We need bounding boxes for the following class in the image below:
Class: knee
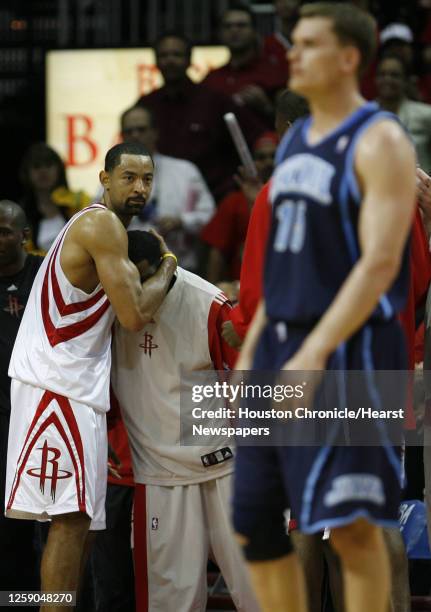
[330,519,382,563]
[51,512,91,540]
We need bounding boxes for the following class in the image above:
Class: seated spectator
[379,23,420,99]
[120,105,215,271]
[0,201,43,600]
[204,3,286,126]
[136,32,263,201]
[201,132,277,284]
[19,143,91,252]
[376,54,431,172]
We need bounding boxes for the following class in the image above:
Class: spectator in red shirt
[136,32,263,201]
[221,89,309,350]
[201,131,278,285]
[204,3,286,127]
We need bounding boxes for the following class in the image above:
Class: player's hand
[148,228,170,256]
[222,320,243,349]
[235,348,253,371]
[107,462,122,480]
[157,216,182,236]
[280,347,327,410]
[108,443,122,479]
[234,166,262,206]
[417,167,431,216]
[217,281,239,303]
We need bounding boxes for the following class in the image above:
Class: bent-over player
[111,230,259,612]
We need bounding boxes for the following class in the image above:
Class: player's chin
[289,79,308,96]
[125,203,145,214]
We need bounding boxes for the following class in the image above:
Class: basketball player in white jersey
[111,230,259,612]
[5,142,177,610]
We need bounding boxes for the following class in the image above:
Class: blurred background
[0,0,427,198]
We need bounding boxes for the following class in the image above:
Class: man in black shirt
[0,200,43,594]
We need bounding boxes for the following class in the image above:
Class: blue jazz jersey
[265,102,409,324]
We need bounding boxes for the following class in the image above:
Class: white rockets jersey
[111,267,234,485]
[9,203,115,413]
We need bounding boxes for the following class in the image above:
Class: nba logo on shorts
[151,517,159,530]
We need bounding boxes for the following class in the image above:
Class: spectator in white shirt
[120,105,215,271]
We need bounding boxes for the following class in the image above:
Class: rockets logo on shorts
[26,439,72,502]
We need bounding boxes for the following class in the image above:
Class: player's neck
[102,195,132,229]
[308,90,364,142]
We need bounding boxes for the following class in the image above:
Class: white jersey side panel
[9,204,115,412]
[112,267,234,485]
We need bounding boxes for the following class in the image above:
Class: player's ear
[99,170,110,190]
[341,45,361,76]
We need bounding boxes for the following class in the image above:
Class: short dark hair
[104,142,154,172]
[299,2,377,77]
[221,2,256,28]
[154,31,192,60]
[120,105,156,131]
[276,89,309,124]
[0,200,28,230]
[127,230,162,268]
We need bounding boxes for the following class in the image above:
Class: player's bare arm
[235,300,267,370]
[61,208,176,331]
[283,119,416,371]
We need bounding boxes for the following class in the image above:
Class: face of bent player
[135,259,157,282]
[105,154,154,219]
[288,17,359,98]
[0,216,25,268]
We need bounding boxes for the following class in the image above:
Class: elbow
[360,254,401,293]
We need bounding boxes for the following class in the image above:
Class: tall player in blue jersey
[233,4,416,612]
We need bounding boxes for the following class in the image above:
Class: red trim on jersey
[134,484,149,612]
[40,204,110,347]
[50,239,105,316]
[41,251,110,348]
[7,391,86,513]
[208,297,238,370]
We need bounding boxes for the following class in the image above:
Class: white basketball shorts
[133,475,259,612]
[5,380,107,530]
